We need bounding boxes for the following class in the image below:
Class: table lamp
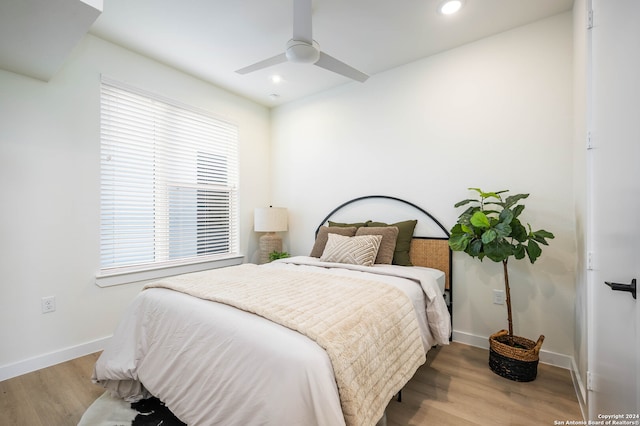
[254,206,288,264]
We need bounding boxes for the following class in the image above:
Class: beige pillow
[310,226,357,257]
[320,233,382,267]
[355,226,399,264]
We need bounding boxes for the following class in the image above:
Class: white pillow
[320,233,382,266]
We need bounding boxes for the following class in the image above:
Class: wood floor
[0,342,582,426]
[0,352,104,426]
[387,343,583,425]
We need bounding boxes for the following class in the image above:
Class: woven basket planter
[489,330,545,382]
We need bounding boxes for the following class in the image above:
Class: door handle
[604,278,637,299]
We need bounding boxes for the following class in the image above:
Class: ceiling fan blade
[235,53,287,75]
[315,52,369,82]
[292,0,313,43]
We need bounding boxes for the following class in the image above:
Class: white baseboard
[570,357,588,420]
[0,336,111,382]
[452,330,574,369]
[452,330,491,352]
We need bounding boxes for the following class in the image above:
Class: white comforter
[92,257,451,426]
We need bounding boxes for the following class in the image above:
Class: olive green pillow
[328,220,371,229]
[367,220,417,266]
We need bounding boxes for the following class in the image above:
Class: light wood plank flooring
[0,343,582,425]
[387,343,583,425]
[0,352,103,426]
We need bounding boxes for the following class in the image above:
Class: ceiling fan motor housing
[286,39,320,64]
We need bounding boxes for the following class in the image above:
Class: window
[98,78,240,283]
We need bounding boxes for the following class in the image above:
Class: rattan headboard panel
[410,238,451,290]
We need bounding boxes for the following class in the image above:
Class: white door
[589,0,639,419]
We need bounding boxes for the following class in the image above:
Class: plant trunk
[502,259,513,336]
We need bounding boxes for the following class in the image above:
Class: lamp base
[259,233,282,264]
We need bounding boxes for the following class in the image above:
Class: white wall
[271,13,576,359]
[0,34,270,376]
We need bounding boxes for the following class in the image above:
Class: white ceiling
[2,0,575,107]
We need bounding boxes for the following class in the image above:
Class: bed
[92,195,452,426]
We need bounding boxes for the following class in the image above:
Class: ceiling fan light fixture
[235,0,368,82]
[439,0,464,15]
[286,39,320,64]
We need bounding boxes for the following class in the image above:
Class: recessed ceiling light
[439,0,464,15]
[270,75,282,84]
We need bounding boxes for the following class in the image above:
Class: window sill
[95,255,245,287]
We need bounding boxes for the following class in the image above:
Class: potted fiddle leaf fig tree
[448,188,555,382]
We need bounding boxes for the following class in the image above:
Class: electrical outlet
[493,289,505,305]
[41,296,56,313]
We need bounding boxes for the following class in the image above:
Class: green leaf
[449,233,470,251]
[513,244,526,260]
[484,240,512,262]
[511,219,528,242]
[482,229,497,244]
[468,239,483,257]
[531,229,555,245]
[458,214,472,227]
[458,206,479,225]
[269,251,290,261]
[470,211,490,228]
[526,240,542,263]
[454,199,477,208]
[531,236,549,245]
[449,223,464,235]
[482,209,501,216]
[512,204,525,218]
[482,192,502,200]
[469,188,505,200]
[503,193,529,209]
[535,229,555,239]
[494,222,512,238]
[499,208,514,225]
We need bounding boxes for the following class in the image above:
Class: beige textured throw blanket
[144,264,426,426]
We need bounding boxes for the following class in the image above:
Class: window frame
[96,77,243,287]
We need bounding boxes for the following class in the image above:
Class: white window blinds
[99,78,239,277]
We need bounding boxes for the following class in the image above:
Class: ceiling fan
[235,0,369,82]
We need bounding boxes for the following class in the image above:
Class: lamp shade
[254,207,288,232]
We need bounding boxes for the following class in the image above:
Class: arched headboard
[315,195,450,237]
[315,195,452,309]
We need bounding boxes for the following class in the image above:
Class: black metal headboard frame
[314,195,450,238]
